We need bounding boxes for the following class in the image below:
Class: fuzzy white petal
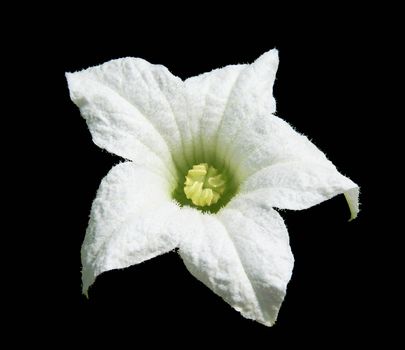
[66,57,190,177]
[227,112,360,219]
[184,64,246,161]
[178,199,293,327]
[239,161,359,219]
[81,162,182,294]
[344,187,360,221]
[215,49,279,175]
[226,114,330,180]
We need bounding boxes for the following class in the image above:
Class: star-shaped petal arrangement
[66,49,359,326]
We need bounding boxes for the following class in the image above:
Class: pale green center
[184,163,227,207]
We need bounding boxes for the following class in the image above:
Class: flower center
[184,163,227,207]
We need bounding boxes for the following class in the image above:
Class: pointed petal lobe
[240,161,359,219]
[184,64,246,161]
[178,200,293,326]
[215,49,279,172]
[66,57,189,175]
[81,162,182,294]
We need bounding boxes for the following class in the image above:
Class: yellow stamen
[184,163,227,207]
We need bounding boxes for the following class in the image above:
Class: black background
[26,12,386,347]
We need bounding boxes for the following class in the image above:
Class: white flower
[66,49,359,326]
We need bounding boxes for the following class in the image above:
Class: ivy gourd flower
[66,49,359,326]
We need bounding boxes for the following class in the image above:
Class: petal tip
[83,289,89,299]
[65,71,75,84]
[256,48,279,67]
[81,266,95,298]
[344,187,360,221]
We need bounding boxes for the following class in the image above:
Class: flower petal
[184,64,246,161]
[66,57,190,176]
[225,110,359,219]
[81,162,182,295]
[214,49,279,171]
[226,114,332,181]
[239,161,360,220]
[178,200,293,326]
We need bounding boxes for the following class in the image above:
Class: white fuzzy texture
[179,198,293,326]
[66,58,188,178]
[81,162,183,294]
[184,64,246,162]
[239,161,358,219]
[67,49,360,326]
